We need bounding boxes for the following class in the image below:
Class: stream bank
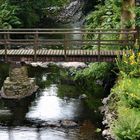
[100,51,140,140]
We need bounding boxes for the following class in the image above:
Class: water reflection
[0,64,104,140]
[26,84,82,121]
[0,127,80,140]
[0,94,36,126]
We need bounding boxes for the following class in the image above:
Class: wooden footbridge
[0,29,137,62]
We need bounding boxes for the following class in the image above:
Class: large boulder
[1,66,38,99]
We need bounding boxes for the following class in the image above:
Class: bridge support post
[64,33,68,61]
[1,63,38,99]
[98,31,101,62]
[4,32,10,62]
[34,31,38,62]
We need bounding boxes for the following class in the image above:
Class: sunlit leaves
[85,0,121,29]
[0,1,21,29]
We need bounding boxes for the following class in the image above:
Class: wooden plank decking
[0,49,123,56]
[0,49,124,62]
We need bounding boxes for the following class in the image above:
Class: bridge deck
[0,28,137,62]
[0,49,123,62]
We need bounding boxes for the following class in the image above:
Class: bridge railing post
[34,31,38,62]
[64,33,68,61]
[4,31,10,62]
[98,31,101,62]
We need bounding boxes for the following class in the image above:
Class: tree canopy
[0,0,69,28]
[0,0,138,29]
[0,1,21,29]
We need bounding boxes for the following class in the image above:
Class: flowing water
[0,64,105,140]
[0,4,106,139]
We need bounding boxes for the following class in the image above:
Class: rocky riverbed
[100,95,115,140]
[28,62,87,69]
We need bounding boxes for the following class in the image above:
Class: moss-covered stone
[1,66,38,99]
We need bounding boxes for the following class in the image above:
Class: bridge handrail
[0,28,137,62]
[0,28,137,31]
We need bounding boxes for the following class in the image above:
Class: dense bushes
[85,0,121,29]
[109,50,140,140]
[0,0,70,28]
[116,51,140,78]
[0,1,21,29]
[74,62,114,97]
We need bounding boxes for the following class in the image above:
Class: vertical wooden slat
[98,31,101,62]
[4,32,8,62]
[64,33,68,61]
[34,30,38,61]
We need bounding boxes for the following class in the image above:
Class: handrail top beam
[0,31,137,34]
[0,28,137,31]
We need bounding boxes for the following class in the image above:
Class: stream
[0,64,105,140]
[0,2,106,139]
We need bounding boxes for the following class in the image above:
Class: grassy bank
[108,51,140,140]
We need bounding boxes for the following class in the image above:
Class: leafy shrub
[112,78,140,108]
[75,62,112,80]
[74,62,113,95]
[85,0,121,29]
[84,0,121,50]
[116,50,140,78]
[111,108,140,140]
[0,1,21,29]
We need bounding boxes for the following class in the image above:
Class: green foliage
[74,62,113,95]
[116,50,140,78]
[9,0,69,27]
[135,6,140,27]
[84,0,121,50]
[110,50,140,139]
[0,1,21,29]
[85,0,121,29]
[57,84,80,98]
[112,78,140,108]
[111,108,140,140]
[46,0,69,7]
[75,62,111,80]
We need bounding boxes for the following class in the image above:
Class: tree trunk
[120,0,136,42]
[121,0,135,29]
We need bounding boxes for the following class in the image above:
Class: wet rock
[46,121,61,128]
[30,120,79,128]
[102,119,108,126]
[1,66,38,99]
[79,94,87,99]
[101,94,116,140]
[102,94,113,106]
[61,120,78,128]
[102,96,110,105]
[102,129,111,137]
[58,0,83,23]
[57,62,87,69]
[28,62,87,69]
